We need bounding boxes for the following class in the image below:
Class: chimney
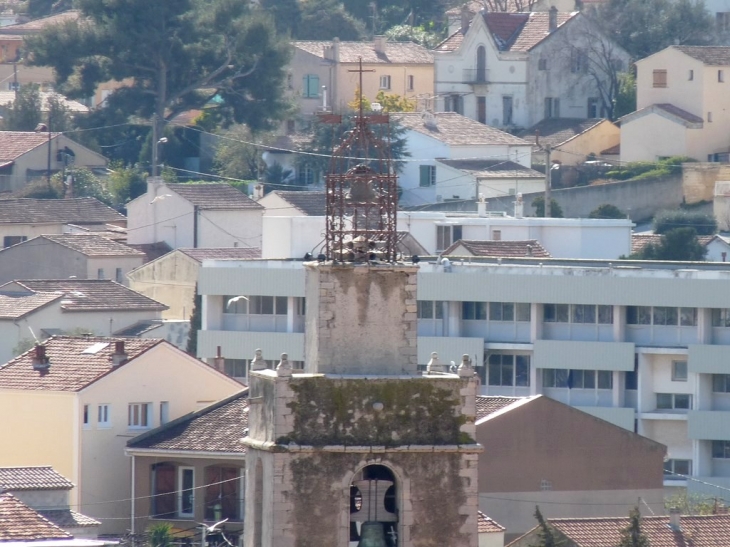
[548,7,558,32]
[461,5,471,34]
[374,35,387,55]
[514,193,524,218]
[253,184,264,200]
[111,340,128,366]
[332,37,340,62]
[214,345,225,373]
[32,344,50,371]
[477,193,487,217]
[668,508,681,531]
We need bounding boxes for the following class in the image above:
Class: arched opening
[253,459,263,547]
[349,464,398,546]
[476,46,487,83]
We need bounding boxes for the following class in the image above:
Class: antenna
[27,325,39,344]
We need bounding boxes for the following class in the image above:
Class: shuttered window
[302,74,319,98]
[653,69,667,88]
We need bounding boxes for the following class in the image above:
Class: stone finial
[251,348,266,371]
[458,354,473,377]
[427,352,443,374]
[276,353,293,377]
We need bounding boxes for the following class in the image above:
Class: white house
[433,9,629,130]
[620,46,730,163]
[194,256,730,503]
[434,158,544,202]
[392,111,534,205]
[0,279,167,363]
[126,179,263,250]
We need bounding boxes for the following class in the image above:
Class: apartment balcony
[462,68,489,85]
[533,340,635,371]
[688,343,730,374]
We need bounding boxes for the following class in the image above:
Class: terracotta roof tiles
[484,11,577,52]
[444,239,551,258]
[32,234,143,257]
[0,493,71,541]
[393,112,529,146]
[437,159,544,179]
[4,280,167,312]
[478,511,506,533]
[0,197,125,225]
[0,132,62,162]
[293,40,433,64]
[0,466,74,491]
[672,45,730,66]
[266,191,327,216]
[518,118,606,147]
[476,396,524,421]
[179,247,262,262]
[168,183,263,210]
[0,292,62,319]
[0,336,162,392]
[39,509,100,529]
[631,234,717,254]
[128,390,249,454]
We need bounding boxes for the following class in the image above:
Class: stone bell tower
[242,62,481,547]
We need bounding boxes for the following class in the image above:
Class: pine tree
[618,507,649,547]
[531,506,564,547]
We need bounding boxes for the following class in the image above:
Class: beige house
[0,197,124,248]
[477,512,506,547]
[0,336,242,534]
[476,395,666,541]
[519,118,620,166]
[127,247,261,320]
[288,38,433,125]
[620,46,730,162]
[126,390,248,538]
[0,132,108,192]
[0,234,145,285]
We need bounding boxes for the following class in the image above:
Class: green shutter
[419,165,430,187]
[307,75,319,98]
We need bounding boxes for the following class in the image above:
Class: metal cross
[347,57,375,119]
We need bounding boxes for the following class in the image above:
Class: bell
[357,522,388,547]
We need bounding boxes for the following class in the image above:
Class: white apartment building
[197,257,730,500]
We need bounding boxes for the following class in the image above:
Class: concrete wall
[487,173,683,222]
[79,343,242,533]
[127,251,200,320]
[684,162,730,204]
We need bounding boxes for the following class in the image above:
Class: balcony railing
[462,68,489,84]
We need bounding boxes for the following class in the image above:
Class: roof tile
[631,234,716,254]
[0,493,72,541]
[672,45,730,66]
[0,292,62,319]
[518,118,605,147]
[28,234,144,257]
[0,336,162,392]
[293,40,433,64]
[3,279,167,312]
[128,391,249,453]
[0,467,74,491]
[478,511,506,533]
[476,396,524,421]
[39,509,100,529]
[393,112,529,146]
[437,159,544,179]
[178,248,262,262]
[168,183,263,210]
[444,239,551,258]
[0,197,125,225]
[484,11,577,52]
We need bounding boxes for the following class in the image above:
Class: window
[97,268,105,280]
[713,374,730,393]
[436,225,461,251]
[488,354,530,386]
[713,440,730,458]
[572,304,596,324]
[656,393,692,410]
[205,466,241,521]
[302,74,319,98]
[3,235,26,248]
[379,75,391,90]
[83,405,89,427]
[492,229,501,241]
[664,459,692,478]
[653,69,667,88]
[152,463,176,518]
[720,70,725,83]
[587,97,598,118]
[462,301,487,320]
[689,69,694,81]
[223,296,287,315]
[417,301,444,319]
[488,302,530,322]
[477,96,486,124]
[502,96,513,126]
[626,355,638,390]
[543,304,611,324]
[298,165,315,186]
[97,404,110,427]
[476,46,487,83]
[544,98,560,119]
[719,12,730,32]
[544,304,569,323]
[115,268,123,283]
[672,361,688,382]
[419,165,436,187]
[627,306,696,326]
[178,467,195,517]
[160,401,169,425]
[407,75,414,91]
[225,359,248,378]
[543,369,612,389]
[128,403,151,428]
[570,49,587,73]
[713,309,730,327]
[444,94,463,114]
[538,58,547,70]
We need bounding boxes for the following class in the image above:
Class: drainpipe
[130,455,136,534]
[193,205,199,248]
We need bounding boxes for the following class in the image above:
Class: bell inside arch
[357,522,388,547]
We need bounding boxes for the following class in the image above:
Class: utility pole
[151,113,159,177]
[544,145,552,219]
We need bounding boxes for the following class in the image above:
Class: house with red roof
[433,8,628,130]
[0,336,241,535]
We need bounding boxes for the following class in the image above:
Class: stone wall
[684,162,730,204]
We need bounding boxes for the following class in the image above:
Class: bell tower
[243,60,481,547]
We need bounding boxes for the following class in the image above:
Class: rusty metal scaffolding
[321,66,398,263]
